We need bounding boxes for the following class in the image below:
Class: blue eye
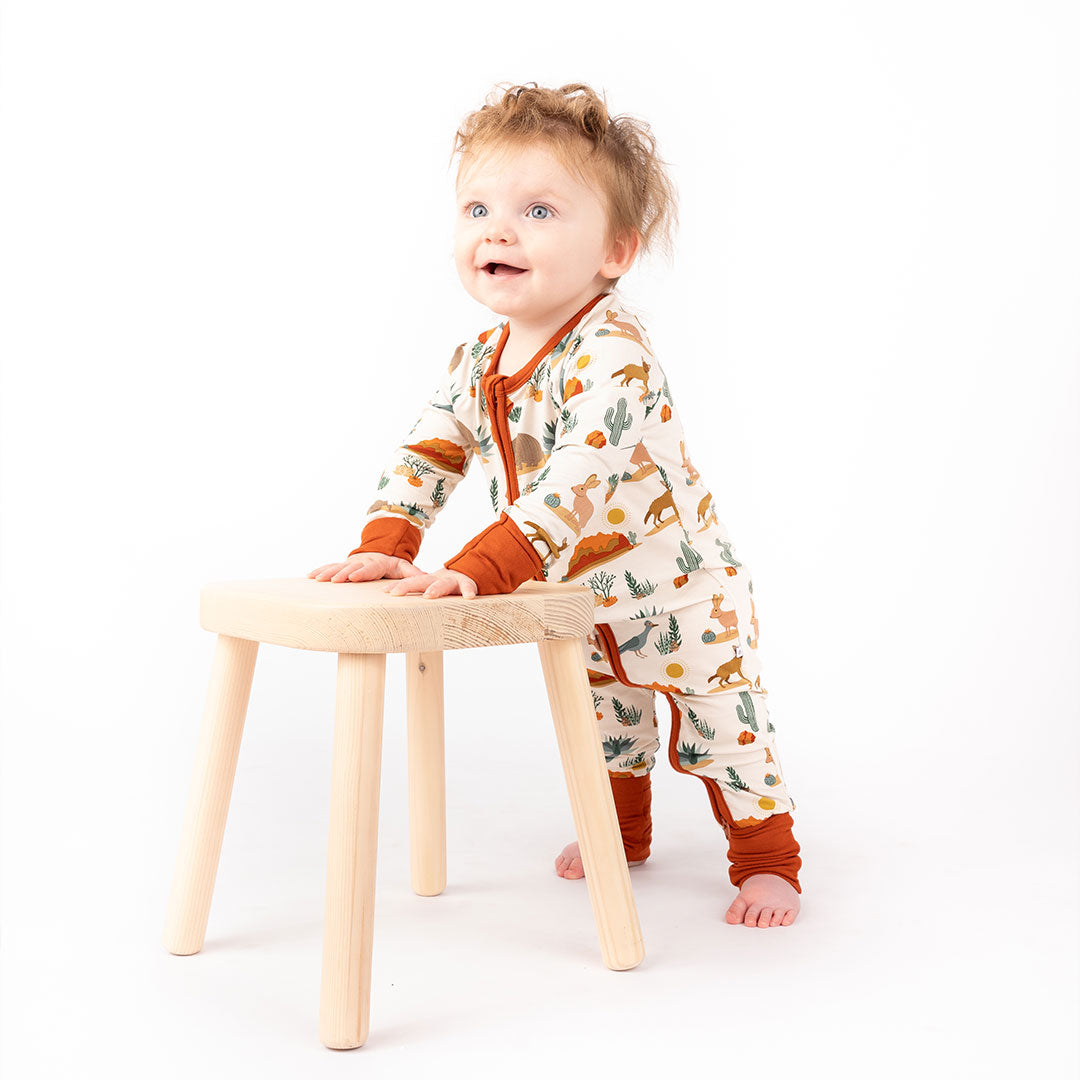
[463,202,552,220]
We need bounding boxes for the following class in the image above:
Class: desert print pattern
[350,288,801,872]
[586,568,796,829]
[355,288,747,622]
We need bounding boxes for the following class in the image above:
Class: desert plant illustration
[715,539,742,567]
[737,691,758,733]
[488,475,499,512]
[612,697,643,726]
[587,569,617,607]
[624,568,656,599]
[473,424,495,459]
[431,476,447,508]
[654,612,682,654]
[685,705,715,742]
[521,461,552,497]
[724,765,750,793]
[604,398,633,445]
[602,735,638,763]
[676,539,703,575]
[676,741,713,770]
[394,455,435,487]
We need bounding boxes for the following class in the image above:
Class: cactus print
[585,570,796,830]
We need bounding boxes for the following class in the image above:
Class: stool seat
[199,578,594,653]
[166,577,644,1049]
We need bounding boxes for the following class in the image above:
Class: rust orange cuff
[725,811,803,894]
[348,517,422,563]
[610,773,652,862]
[443,512,545,595]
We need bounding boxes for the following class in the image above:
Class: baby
[309,82,802,928]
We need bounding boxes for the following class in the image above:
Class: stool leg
[319,651,386,1050]
[406,649,446,896]
[163,633,259,956]
[537,637,645,971]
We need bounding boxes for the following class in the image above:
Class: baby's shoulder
[548,299,659,394]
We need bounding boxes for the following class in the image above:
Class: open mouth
[482,262,528,276]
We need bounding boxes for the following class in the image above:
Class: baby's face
[453,142,622,322]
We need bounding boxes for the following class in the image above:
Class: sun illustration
[664,661,686,680]
[603,501,632,529]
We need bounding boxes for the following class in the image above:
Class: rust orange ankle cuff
[609,773,652,862]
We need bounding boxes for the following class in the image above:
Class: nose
[482,211,515,245]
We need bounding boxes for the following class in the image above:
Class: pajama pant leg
[591,568,804,893]
[581,632,659,862]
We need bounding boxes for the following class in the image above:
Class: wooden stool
[163,578,644,1049]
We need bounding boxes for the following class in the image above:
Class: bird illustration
[617,620,659,659]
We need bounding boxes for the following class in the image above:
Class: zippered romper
[350,288,803,893]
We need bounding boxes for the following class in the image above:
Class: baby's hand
[308,552,426,583]
[384,568,479,600]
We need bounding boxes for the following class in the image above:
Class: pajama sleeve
[348,346,475,563]
[444,329,658,593]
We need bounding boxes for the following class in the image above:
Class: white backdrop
[2,1,1077,1075]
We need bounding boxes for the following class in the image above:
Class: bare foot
[554,840,645,878]
[725,873,801,927]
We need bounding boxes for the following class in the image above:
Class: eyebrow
[459,188,564,202]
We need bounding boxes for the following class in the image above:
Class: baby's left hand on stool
[384,568,479,600]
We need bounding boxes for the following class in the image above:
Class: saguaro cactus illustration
[604,398,632,445]
[736,691,758,732]
[676,539,703,574]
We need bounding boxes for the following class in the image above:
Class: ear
[601,229,642,278]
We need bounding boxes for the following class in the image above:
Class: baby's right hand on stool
[308,552,426,583]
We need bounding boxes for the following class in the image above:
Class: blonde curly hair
[449,81,679,284]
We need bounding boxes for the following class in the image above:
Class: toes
[756,907,775,928]
[781,909,797,926]
[769,909,785,926]
[743,903,763,927]
[725,897,747,924]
